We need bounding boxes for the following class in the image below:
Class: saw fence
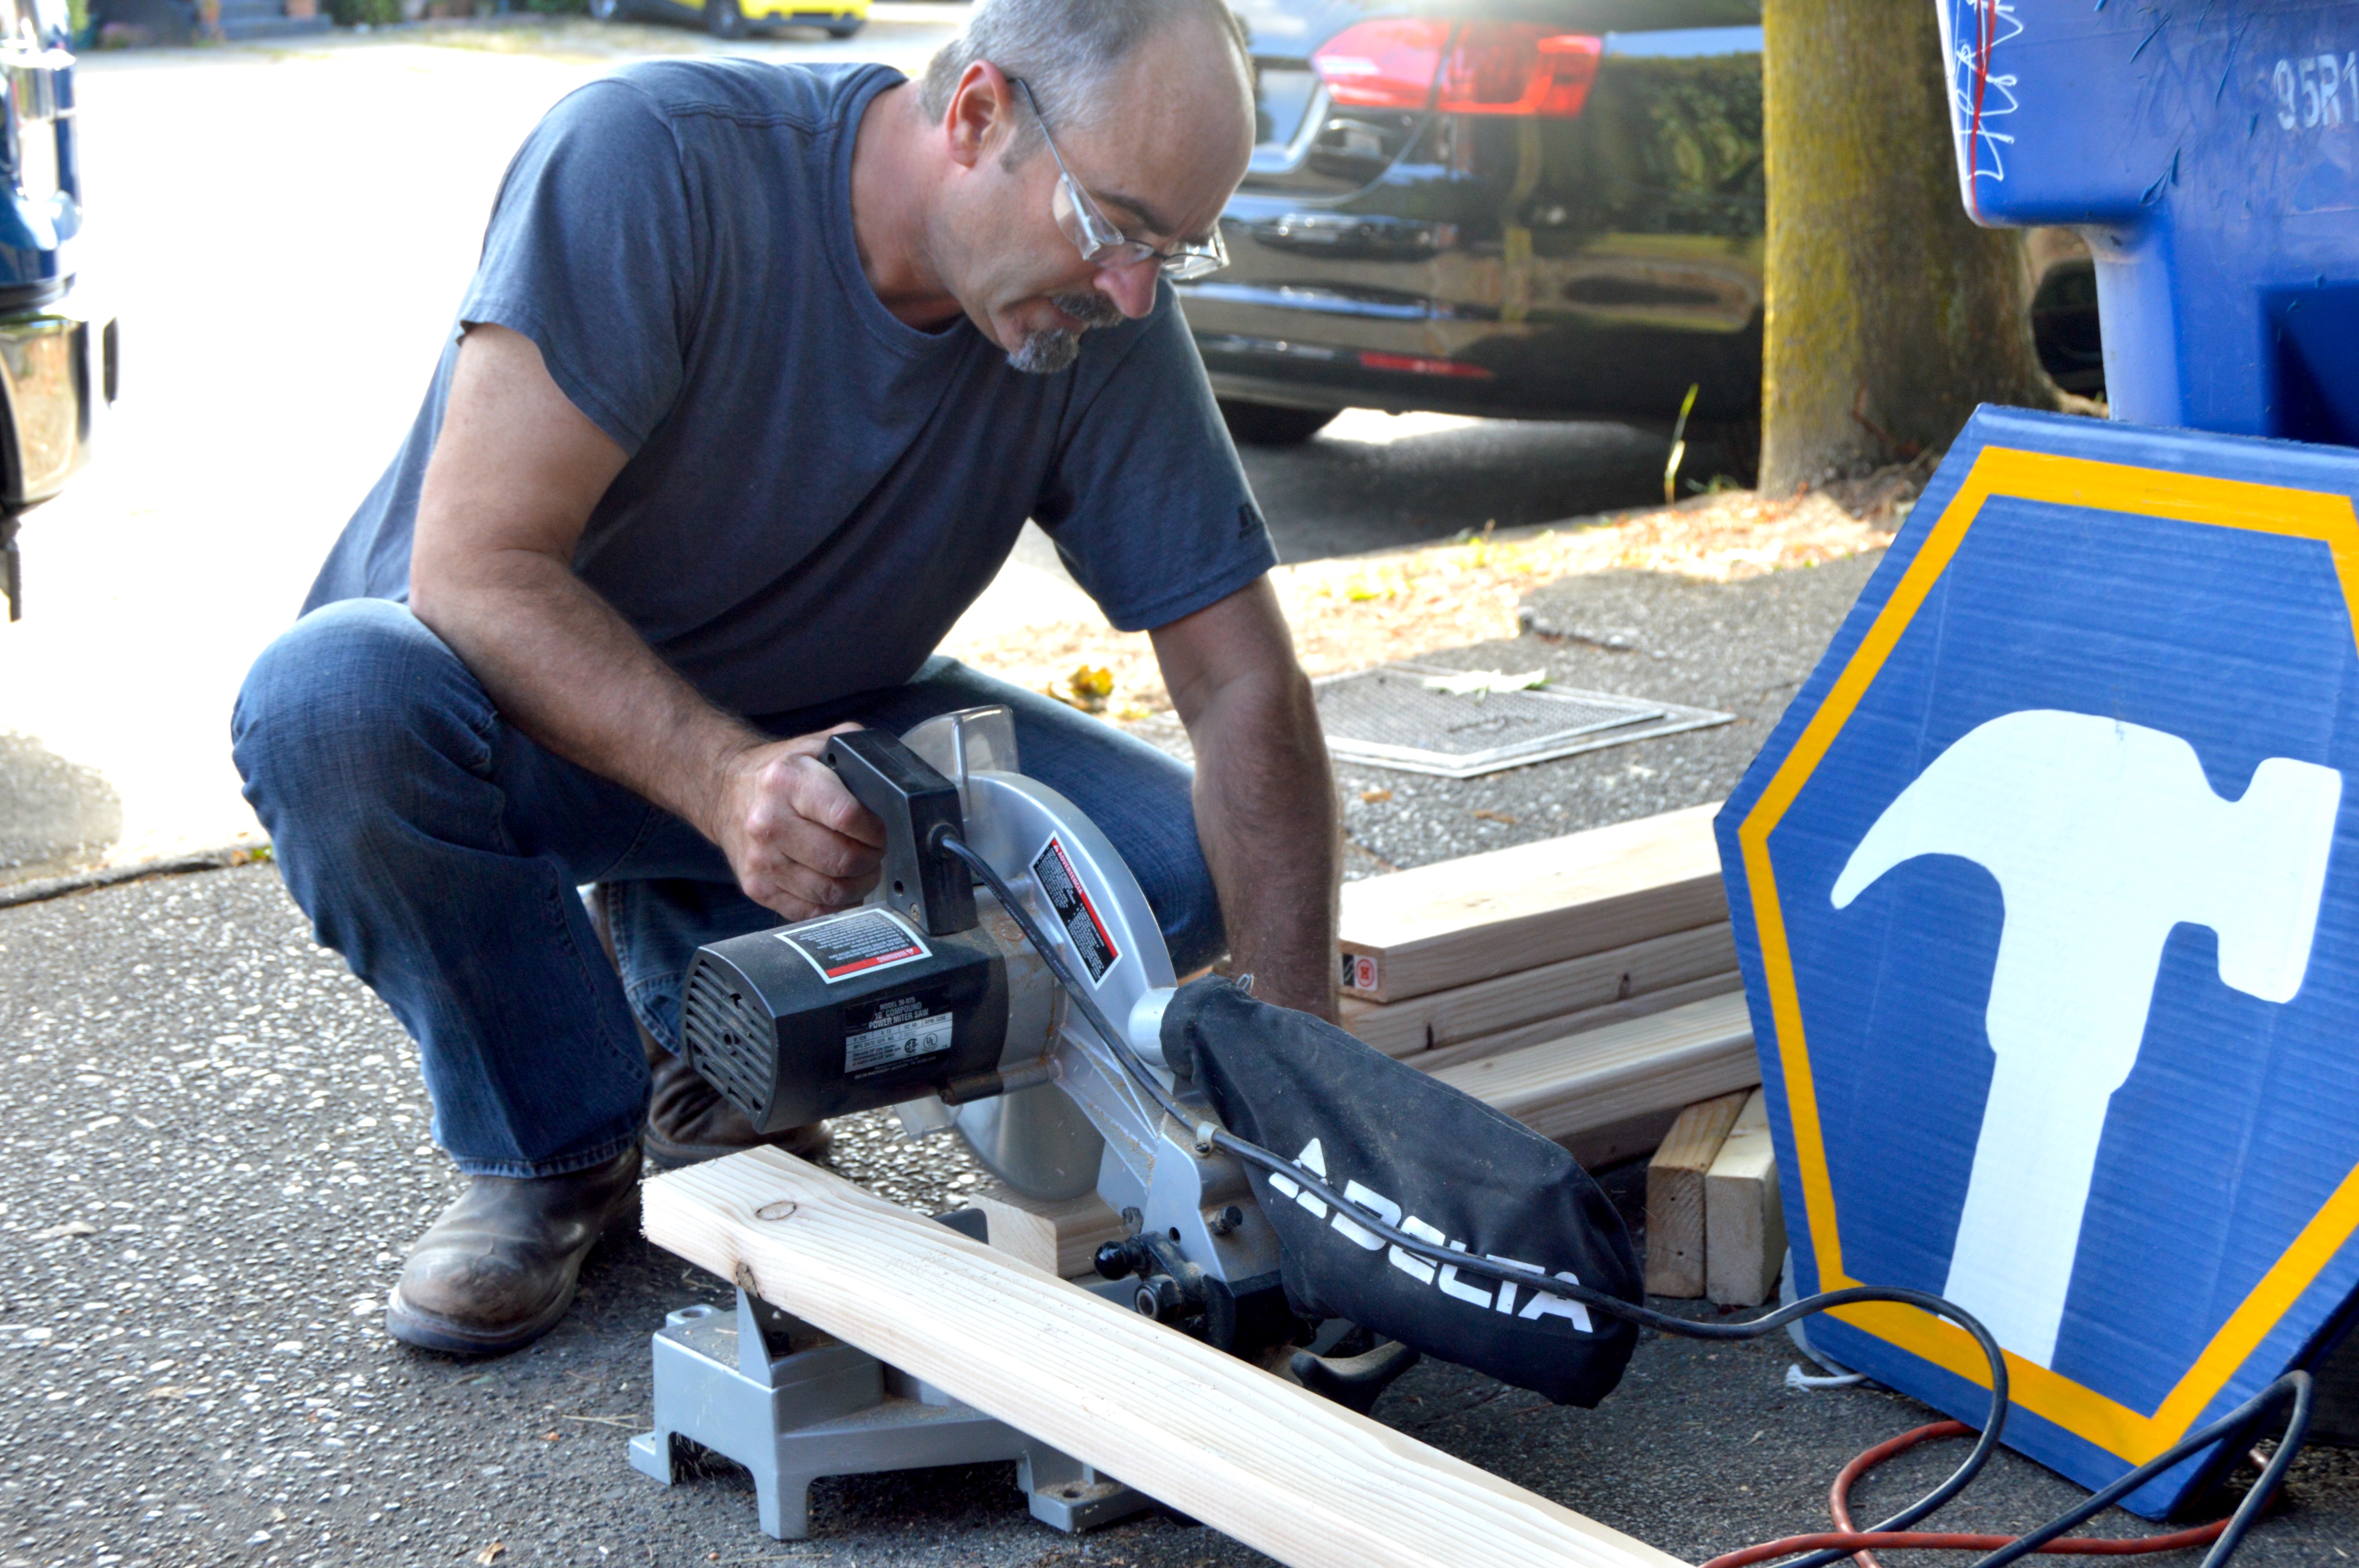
[979,802,1785,1305]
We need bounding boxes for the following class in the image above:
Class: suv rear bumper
[0,282,112,513]
[0,282,116,618]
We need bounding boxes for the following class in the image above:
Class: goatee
[1007,291,1125,375]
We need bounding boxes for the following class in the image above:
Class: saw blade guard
[945,768,1170,1196]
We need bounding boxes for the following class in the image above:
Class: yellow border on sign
[1738,445,2359,1463]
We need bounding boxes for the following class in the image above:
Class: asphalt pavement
[6,552,2356,1568]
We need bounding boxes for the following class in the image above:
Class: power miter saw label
[841,987,956,1076]
[775,908,931,983]
[1032,835,1118,983]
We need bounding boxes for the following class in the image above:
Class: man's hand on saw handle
[412,323,886,922]
[707,730,888,921]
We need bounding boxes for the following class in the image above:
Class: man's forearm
[411,550,757,840]
[1186,666,1340,1020]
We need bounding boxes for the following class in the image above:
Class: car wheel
[705,0,745,38]
[823,15,861,35]
[1217,399,1340,446]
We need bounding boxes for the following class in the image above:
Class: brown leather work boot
[385,1144,642,1356]
[643,1028,832,1169]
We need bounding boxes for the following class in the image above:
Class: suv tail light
[1310,18,1448,111]
[1312,20,1604,118]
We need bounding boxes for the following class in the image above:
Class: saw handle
[824,729,978,938]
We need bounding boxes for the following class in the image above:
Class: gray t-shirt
[305,58,1276,717]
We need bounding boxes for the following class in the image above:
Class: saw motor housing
[682,912,1010,1132]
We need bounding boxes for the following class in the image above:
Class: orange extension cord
[1697,1421,2235,1568]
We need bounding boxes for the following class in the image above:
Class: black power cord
[934,832,2309,1568]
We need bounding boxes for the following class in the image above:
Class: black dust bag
[1161,977,1641,1407]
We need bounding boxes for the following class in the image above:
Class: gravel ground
[5,551,2354,1568]
[2,864,2351,1568]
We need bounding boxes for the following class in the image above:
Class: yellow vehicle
[587,0,865,41]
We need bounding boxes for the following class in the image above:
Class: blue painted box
[1936,0,2359,442]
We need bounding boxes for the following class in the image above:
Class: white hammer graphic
[1832,709,2340,1368]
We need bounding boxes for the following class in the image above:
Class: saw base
[629,1285,1155,1541]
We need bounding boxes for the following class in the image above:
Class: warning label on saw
[842,989,954,1076]
[1032,835,1119,984]
[775,908,929,983]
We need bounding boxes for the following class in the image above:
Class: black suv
[1183,0,2098,448]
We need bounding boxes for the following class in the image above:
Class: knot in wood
[754,1200,799,1222]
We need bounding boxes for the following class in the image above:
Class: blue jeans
[231,597,1222,1177]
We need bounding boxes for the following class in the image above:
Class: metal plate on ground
[1314,662,1732,779]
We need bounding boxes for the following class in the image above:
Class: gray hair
[917,0,1252,163]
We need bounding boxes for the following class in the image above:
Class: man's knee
[232,598,491,835]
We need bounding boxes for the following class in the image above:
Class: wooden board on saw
[642,1148,1688,1568]
[1340,923,1739,1059]
[1337,802,1725,1004]
[1642,1091,1752,1298]
[1428,991,1758,1149]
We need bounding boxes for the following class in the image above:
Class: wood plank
[1339,803,1726,1003]
[1705,1088,1787,1308]
[1340,924,1739,1058]
[1412,973,1744,1074]
[1428,991,1759,1149]
[968,1183,1127,1280]
[1560,1107,1685,1174]
[1642,1092,1751,1298]
[642,1149,1688,1568]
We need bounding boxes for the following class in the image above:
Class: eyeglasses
[1008,76,1229,282]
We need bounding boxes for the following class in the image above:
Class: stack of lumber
[1341,802,1758,1167]
[976,803,1769,1281]
[1338,804,1741,1066]
[645,1148,1690,1568]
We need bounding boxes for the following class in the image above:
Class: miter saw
[629,705,1340,1539]
[628,707,2310,1564]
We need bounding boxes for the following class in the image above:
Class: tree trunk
[1759,0,2054,496]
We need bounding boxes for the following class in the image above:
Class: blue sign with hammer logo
[1717,405,2359,1515]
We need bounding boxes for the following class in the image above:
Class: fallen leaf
[474,1544,506,1565]
[1472,809,1518,825]
[1359,789,1393,804]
